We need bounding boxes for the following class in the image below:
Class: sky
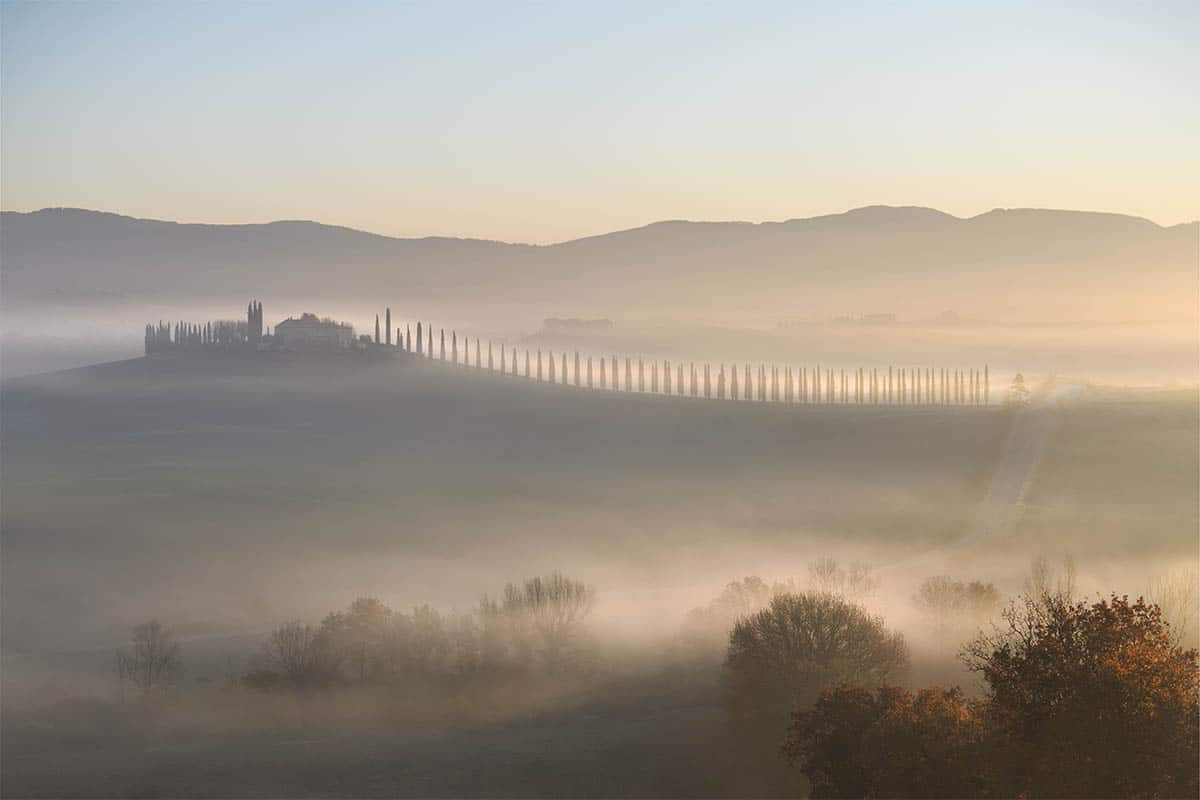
[2,1,1197,244]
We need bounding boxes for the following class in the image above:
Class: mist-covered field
[2,348,1195,797]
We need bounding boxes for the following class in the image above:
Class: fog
[3,314,1196,794]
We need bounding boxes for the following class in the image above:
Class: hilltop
[3,206,1195,321]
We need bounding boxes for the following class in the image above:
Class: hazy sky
[3,1,1197,243]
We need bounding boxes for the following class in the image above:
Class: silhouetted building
[274,313,354,350]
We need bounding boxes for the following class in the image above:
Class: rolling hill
[3,206,1195,322]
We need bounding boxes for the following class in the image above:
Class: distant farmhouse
[543,317,613,333]
[274,313,355,351]
[145,301,362,355]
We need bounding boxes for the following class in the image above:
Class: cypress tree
[651,360,658,393]
[587,356,593,388]
[575,351,580,387]
[718,364,726,399]
[488,341,494,370]
[678,363,685,396]
[512,347,518,376]
[600,356,607,389]
[744,364,751,400]
[375,315,381,345]
[663,360,671,394]
[385,309,391,345]
[525,350,531,378]
[730,363,738,400]
[638,358,644,392]
[561,352,567,384]
[985,364,990,405]
[704,363,711,398]
[625,358,632,391]
[416,323,423,356]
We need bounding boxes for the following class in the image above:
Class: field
[2,354,1195,796]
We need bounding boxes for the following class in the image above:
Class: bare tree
[914,575,1002,634]
[490,571,595,669]
[116,620,182,697]
[1024,554,1076,604]
[264,621,340,686]
[1148,568,1199,647]
[807,557,880,600]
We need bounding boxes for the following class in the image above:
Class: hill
[4,206,1195,322]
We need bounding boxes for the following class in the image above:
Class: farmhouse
[274,313,355,350]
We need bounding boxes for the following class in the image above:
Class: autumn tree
[783,685,990,799]
[963,594,1199,798]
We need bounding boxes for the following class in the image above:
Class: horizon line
[2,203,1194,248]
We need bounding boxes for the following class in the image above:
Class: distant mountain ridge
[3,205,1195,321]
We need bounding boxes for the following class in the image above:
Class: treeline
[109,558,1198,798]
[395,318,1000,406]
[245,571,597,691]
